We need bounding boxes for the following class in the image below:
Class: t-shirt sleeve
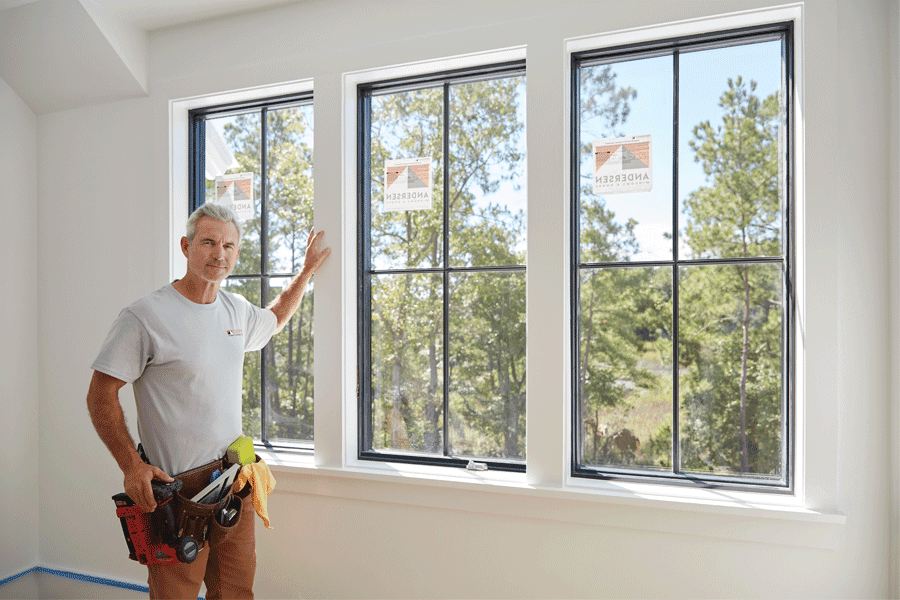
[91,309,152,383]
[243,302,278,352]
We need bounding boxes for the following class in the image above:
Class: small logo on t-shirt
[226,329,243,337]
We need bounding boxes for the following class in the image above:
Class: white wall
[0,74,39,581]
[36,96,155,584]
[31,0,897,597]
[892,0,900,593]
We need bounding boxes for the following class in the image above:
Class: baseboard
[0,566,149,594]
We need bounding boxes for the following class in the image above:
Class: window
[572,23,793,489]
[189,92,315,449]
[358,62,527,470]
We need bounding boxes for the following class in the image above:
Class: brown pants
[147,490,256,599]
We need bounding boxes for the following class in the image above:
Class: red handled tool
[112,479,199,565]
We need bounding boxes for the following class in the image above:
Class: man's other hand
[124,461,174,512]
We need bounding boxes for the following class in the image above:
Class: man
[87,203,330,599]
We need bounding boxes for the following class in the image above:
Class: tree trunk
[740,264,751,473]
[425,339,440,453]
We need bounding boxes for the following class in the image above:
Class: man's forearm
[267,266,313,334]
[267,228,330,333]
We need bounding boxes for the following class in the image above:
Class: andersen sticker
[592,135,652,195]
[383,157,432,212]
[215,172,254,221]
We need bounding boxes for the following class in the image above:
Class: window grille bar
[578,255,784,271]
[671,49,681,476]
[260,107,270,444]
[226,272,300,280]
[442,81,451,459]
[367,264,526,276]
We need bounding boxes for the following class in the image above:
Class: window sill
[256,449,845,550]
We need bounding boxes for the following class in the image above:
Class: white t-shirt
[92,283,277,475]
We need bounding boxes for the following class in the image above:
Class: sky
[580,39,784,262]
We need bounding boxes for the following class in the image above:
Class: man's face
[182,216,240,284]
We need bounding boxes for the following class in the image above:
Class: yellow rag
[232,460,276,529]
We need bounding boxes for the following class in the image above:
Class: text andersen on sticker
[592,135,652,195]
[383,157,433,212]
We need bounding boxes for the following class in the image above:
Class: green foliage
[685,77,781,260]
[579,265,672,468]
[679,77,784,477]
[577,64,672,470]
[368,76,527,460]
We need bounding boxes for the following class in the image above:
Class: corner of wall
[0,73,40,579]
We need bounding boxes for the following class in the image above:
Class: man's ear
[181,236,190,258]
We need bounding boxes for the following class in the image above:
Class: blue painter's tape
[0,566,38,587]
[38,566,150,593]
[0,566,165,595]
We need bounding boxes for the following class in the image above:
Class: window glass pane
[369,88,444,271]
[263,276,314,444]
[224,278,262,440]
[369,272,444,454]
[579,55,674,263]
[449,76,526,268]
[207,112,262,275]
[579,266,673,470]
[678,262,784,478]
[449,271,525,460]
[678,40,784,260]
[266,104,314,275]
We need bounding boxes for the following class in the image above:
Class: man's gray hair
[186,203,243,241]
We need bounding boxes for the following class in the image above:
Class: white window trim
[563,5,807,498]
[168,3,844,549]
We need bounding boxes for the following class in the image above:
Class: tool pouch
[171,457,235,549]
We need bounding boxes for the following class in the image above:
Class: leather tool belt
[111,453,248,566]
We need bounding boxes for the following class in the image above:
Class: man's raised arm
[267,228,331,334]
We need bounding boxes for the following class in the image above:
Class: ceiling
[0,0,298,32]
[0,0,302,114]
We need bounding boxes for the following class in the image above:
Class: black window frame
[357,60,527,472]
[570,22,795,492]
[189,90,315,452]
